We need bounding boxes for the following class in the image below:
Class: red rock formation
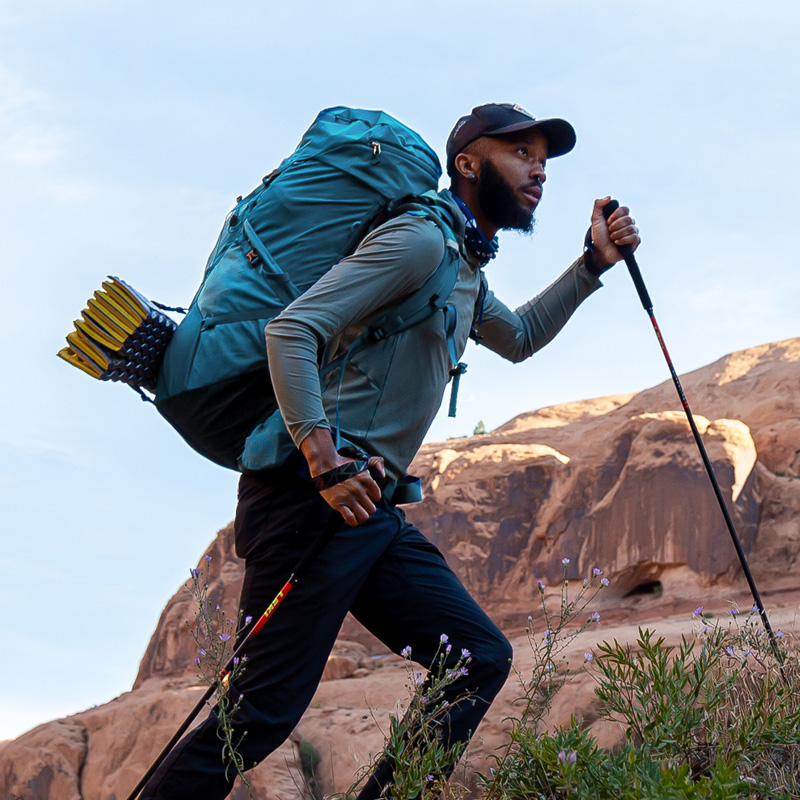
[2,338,798,800]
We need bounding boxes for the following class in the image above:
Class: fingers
[594,199,641,253]
[608,215,639,249]
[320,458,385,526]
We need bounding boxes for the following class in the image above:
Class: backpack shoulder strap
[320,193,463,375]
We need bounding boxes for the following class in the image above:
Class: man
[141,103,639,799]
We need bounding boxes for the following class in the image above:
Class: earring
[468,173,477,181]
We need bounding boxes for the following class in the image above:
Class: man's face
[475,130,548,234]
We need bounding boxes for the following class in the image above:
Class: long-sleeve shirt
[265,191,602,480]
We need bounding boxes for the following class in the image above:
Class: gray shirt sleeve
[265,214,446,448]
[476,256,602,363]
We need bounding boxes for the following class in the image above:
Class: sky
[1,0,798,741]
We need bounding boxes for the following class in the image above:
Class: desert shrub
[186,557,252,793]
[361,563,800,800]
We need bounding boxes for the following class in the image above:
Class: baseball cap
[446,103,576,176]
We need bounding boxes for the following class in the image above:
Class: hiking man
[141,102,639,799]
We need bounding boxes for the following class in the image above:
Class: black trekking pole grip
[601,199,653,313]
[601,198,782,665]
[126,512,344,800]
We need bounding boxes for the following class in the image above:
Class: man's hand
[589,196,640,271]
[300,427,385,526]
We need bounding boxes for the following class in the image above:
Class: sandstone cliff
[2,338,798,800]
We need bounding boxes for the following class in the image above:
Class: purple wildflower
[205,555,212,562]
[593,567,602,576]
[568,751,577,765]
[461,648,471,659]
[245,616,253,625]
[401,645,412,658]
[730,608,739,616]
[776,630,785,639]
[190,568,200,577]
[219,633,231,642]
[590,612,601,623]
[459,666,469,677]
[194,657,201,666]
[537,580,545,592]
[726,646,736,657]
[445,644,452,654]
[562,557,570,566]
[440,634,449,644]
[694,606,704,616]
[584,652,593,662]
[233,657,240,666]
[558,750,566,763]
[601,578,609,587]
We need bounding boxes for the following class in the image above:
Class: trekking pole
[126,512,344,800]
[602,200,782,663]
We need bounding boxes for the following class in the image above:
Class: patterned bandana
[451,194,499,266]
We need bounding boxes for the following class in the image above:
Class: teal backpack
[59,107,464,473]
[147,106,462,472]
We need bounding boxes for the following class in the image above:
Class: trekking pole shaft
[126,513,343,800]
[646,312,778,650]
[601,201,781,661]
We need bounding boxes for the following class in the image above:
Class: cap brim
[487,117,576,158]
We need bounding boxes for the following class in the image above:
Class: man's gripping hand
[300,427,385,527]
[588,196,641,272]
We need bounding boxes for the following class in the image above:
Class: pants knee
[469,633,512,699]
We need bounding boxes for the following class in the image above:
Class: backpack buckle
[245,249,260,265]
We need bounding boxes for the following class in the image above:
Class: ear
[453,150,480,182]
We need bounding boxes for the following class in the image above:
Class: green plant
[186,556,252,795]
[349,637,472,800]
[366,562,800,800]
[298,740,323,800]
[482,562,609,800]
[591,607,800,796]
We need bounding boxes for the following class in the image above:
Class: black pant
[141,472,512,799]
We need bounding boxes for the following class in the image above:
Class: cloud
[0,63,70,165]
[0,125,66,164]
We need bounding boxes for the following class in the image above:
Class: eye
[516,146,528,157]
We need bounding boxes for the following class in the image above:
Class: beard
[477,161,536,234]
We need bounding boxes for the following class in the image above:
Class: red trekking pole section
[602,200,781,662]
[125,514,342,800]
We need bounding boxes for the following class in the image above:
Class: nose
[531,163,546,186]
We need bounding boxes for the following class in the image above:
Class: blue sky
[1,1,798,740]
